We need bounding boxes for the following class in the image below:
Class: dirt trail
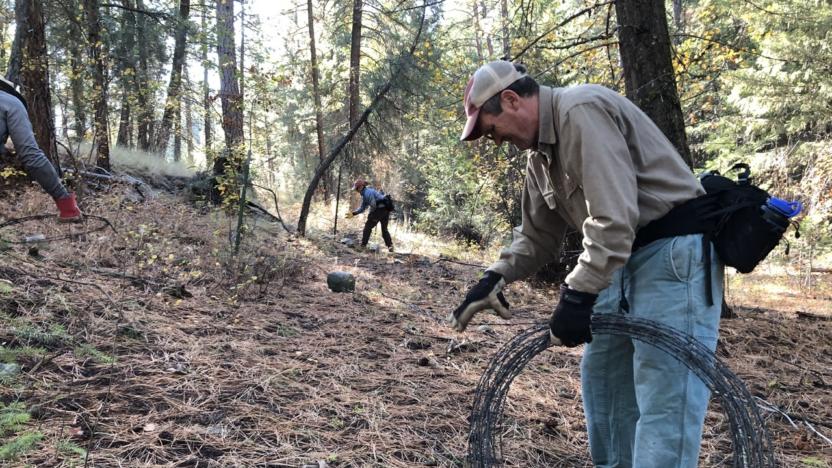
[1,187,830,467]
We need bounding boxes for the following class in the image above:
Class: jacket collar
[537,85,558,150]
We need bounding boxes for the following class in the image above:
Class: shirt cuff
[487,261,516,284]
[565,264,609,294]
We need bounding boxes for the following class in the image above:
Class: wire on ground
[0,214,116,243]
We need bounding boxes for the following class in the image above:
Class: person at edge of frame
[1,76,81,222]
[448,60,724,468]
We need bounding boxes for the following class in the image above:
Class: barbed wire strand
[0,214,116,243]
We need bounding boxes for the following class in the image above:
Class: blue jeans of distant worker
[582,234,724,468]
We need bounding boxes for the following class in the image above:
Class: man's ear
[500,89,521,111]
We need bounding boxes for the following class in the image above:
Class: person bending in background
[1,77,81,222]
[346,179,394,252]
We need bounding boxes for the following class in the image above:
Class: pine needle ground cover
[0,185,830,467]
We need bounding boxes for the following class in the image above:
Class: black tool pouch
[382,194,395,211]
[633,163,799,305]
[700,164,792,273]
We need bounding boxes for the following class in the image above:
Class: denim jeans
[581,234,724,468]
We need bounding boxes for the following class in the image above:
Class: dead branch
[251,184,292,233]
[63,168,156,200]
[434,256,487,269]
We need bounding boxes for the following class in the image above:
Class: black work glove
[449,271,511,332]
[549,284,597,347]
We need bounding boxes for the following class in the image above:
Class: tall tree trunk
[0,20,8,72]
[5,0,23,83]
[116,91,131,147]
[13,0,60,173]
[184,68,194,163]
[69,42,88,140]
[57,96,69,140]
[472,0,484,61]
[238,0,245,102]
[480,0,494,58]
[202,1,212,152]
[83,0,111,170]
[115,0,137,147]
[615,0,691,167]
[348,0,362,127]
[307,0,328,196]
[212,0,244,202]
[673,0,684,35]
[174,101,182,161]
[332,0,364,229]
[135,0,153,151]
[154,0,190,154]
[55,0,89,141]
[500,0,510,58]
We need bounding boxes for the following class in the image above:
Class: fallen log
[64,168,156,200]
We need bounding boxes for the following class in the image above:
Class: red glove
[55,193,82,223]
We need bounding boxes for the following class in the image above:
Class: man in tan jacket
[450,61,723,468]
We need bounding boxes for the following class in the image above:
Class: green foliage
[682,0,832,261]
[0,402,30,436]
[0,403,42,461]
[74,343,115,365]
[0,167,26,179]
[56,439,88,462]
[0,431,43,461]
[800,457,829,467]
[0,345,47,364]
[13,323,70,348]
[6,0,831,254]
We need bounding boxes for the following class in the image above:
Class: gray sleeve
[488,170,568,283]
[5,99,67,198]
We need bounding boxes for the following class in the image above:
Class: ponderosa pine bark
[83,0,111,170]
[11,0,60,173]
[615,0,691,167]
[154,0,191,154]
[211,0,244,202]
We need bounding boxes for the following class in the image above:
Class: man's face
[477,90,538,150]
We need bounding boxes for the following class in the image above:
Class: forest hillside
[0,174,830,466]
[1,0,832,466]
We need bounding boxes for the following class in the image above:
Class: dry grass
[0,183,830,467]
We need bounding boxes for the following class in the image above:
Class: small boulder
[327,271,355,293]
[0,363,20,376]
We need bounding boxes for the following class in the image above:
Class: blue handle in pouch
[766,197,803,218]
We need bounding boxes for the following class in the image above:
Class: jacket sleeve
[488,165,569,283]
[354,190,372,214]
[561,103,639,294]
[4,97,67,198]
[5,98,47,168]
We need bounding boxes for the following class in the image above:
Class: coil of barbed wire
[468,314,775,468]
